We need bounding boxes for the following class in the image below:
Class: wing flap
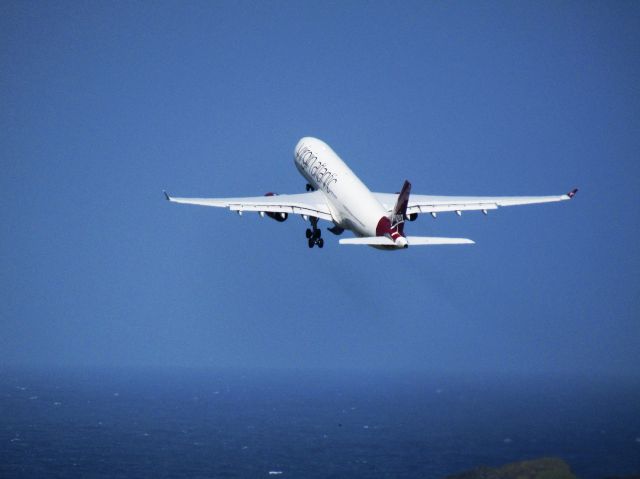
[409,203,499,214]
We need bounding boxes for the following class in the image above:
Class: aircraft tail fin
[391,180,411,233]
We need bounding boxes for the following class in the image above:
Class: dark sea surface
[0,368,638,478]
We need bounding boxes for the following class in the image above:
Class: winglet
[163,190,171,201]
[567,188,578,199]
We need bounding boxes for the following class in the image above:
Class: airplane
[165,137,578,250]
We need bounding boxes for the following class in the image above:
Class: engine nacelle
[406,213,418,222]
[266,212,288,222]
[264,192,288,222]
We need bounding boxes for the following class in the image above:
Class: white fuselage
[294,137,387,238]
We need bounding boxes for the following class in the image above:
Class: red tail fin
[392,180,411,234]
[375,180,412,242]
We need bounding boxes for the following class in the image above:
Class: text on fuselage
[296,146,338,194]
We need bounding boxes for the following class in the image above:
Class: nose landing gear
[306,217,323,248]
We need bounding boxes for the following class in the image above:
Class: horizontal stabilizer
[339,236,474,246]
[339,237,396,246]
[406,236,474,245]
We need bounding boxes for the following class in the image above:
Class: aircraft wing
[164,190,334,221]
[373,189,578,215]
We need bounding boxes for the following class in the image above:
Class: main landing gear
[305,216,323,248]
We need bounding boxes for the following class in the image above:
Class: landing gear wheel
[306,216,322,249]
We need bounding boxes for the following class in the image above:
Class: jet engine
[263,192,288,222]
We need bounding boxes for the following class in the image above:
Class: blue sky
[1,1,638,376]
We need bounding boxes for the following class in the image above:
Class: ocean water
[1,369,638,478]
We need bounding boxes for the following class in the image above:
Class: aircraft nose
[296,136,324,152]
[296,136,316,148]
[295,138,307,154]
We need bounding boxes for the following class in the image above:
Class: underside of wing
[374,189,577,215]
[164,190,333,222]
